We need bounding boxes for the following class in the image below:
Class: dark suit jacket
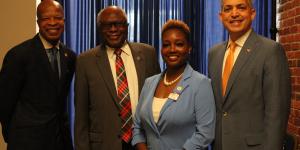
[0,34,76,150]
[74,42,160,150]
[208,31,291,150]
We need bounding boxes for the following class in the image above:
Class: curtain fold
[59,0,273,72]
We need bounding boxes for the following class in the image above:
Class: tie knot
[49,47,58,55]
[229,41,237,52]
[114,48,122,56]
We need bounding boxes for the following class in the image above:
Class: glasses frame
[100,22,129,30]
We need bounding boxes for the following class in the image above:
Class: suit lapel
[144,75,161,134]
[95,45,119,108]
[214,43,228,107]
[157,82,189,128]
[129,42,145,93]
[224,32,259,100]
[33,35,59,87]
[156,65,191,133]
[58,45,68,81]
[57,45,70,93]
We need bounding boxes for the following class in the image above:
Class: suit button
[223,112,228,117]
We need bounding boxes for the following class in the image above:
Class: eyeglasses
[100,22,129,30]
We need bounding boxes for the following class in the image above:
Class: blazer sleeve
[183,77,216,150]
[262,43,291,150]
[74,55,90,150]
[132,78,151,146]
[0,49,25,142]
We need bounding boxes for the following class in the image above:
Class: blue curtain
[57,0,273,145]
[59,0,272,72]
[253,0,273,38]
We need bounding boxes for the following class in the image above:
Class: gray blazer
[208,31,291,150]
[74,42,160,150]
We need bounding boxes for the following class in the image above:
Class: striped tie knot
[114,48,122,56]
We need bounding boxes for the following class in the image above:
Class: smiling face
[37,1,64,45]
[98,7,128,48]
[161,28,191,70]
[219,0,256,41]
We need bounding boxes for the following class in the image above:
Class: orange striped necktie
[222,41,237,96]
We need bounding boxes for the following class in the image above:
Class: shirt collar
[106,41,130,58]
[227,28,252,48]
[39,33,60,50]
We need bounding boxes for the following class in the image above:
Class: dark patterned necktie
[50,47,59,79]
[114,48,132,143]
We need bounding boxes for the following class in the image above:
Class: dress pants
[122,140,134,150]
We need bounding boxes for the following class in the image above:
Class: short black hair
[162,20,191,43]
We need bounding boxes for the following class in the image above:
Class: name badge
[168,93,179,101]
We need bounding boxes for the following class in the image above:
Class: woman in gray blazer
[132,20,216,150]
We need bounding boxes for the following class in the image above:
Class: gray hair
[220,0,254,9]
[96,6,127,29]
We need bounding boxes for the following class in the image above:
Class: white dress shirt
[222,29,252,75]
[106,43,139,115]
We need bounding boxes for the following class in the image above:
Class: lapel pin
[177,86,182,91]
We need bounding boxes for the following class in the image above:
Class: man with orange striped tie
[208,0,291,150]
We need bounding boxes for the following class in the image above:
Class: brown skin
[155,28,191,98]
[161,28,191,77]
[219,0,256,41]
[37,0,64,45]
[98,6,128,48]
[135,28,191,150]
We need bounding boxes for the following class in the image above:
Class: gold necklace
[163,72,184,86]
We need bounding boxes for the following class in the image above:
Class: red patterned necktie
[114,48,132,143]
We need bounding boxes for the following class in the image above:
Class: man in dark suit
[208,0,291,149]
[74,6,160,150]
[0,1,76,150]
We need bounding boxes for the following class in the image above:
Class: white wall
[0,1,36,149]
[0,1,36,69]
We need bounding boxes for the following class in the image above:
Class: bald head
[37,0,64,19]
[97,6,127,28]
[36,0,64,45]
[96,6,128,48]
